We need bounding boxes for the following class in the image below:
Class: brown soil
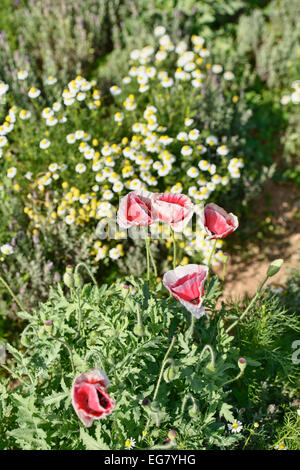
[214,179,300,300]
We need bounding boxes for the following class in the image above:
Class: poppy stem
[181,393,197,415]
[220,366,245,388]
[145,237,151,282]
[49,335,75,374]
[187,314,196,340]
[74,262,97,286]
[148,241,157,278]
[225,276,268,334]
[199,344,215,370]
[153,336,176,402]
[172,230,177,270]
[206,239,217,276]
[0,363,32,387]
[0,274,27,313]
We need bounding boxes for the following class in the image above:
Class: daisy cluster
[280,80,300,105]
[0,27,244,266]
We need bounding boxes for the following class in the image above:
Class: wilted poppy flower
[117,190,158,228]
[71,368,115,427]
[152,193,194,232]
[163,264,208,318]
[203,203,238,239]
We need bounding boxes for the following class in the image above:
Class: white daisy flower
[189,129,200,141]
[191,78,203,88]
[42,108,54,119]
[46,116,58,127]
[212,64,223,74]
[52,102,61,111]
[77,92,86,101]
[125,437,136,450]
[161,76,174,88]
[75,163,86,174]
[187,167,199,178]
[28,87,41,98]
[45,76,57,85]
[39,139,51,149]
[114,112,124,122]
[0,136,8,147]
[48,163,58,172]
[17,70,28,80]
[65,215,75,225]
[197,144,207,154]
[224,71,234,81]
[291,90,300,104]
[198,159,210,171]
[110,85,121,96]
[154,26,166,37]
[0,82,9,97]
[280,95,290,105]
[184,118,194,127]
[7,167,17,179]
[1,244,14,255]
[122,76,131,84]
[66,134,76,144]
[217,145,229,156]
[103,189,114,200]
[228,420,243,433]
[274,442,287,450]
[181,145,193,156]
[206,135,218,146]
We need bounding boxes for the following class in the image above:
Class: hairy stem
[0,275,26,313]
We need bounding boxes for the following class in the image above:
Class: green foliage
[0,267,299,450]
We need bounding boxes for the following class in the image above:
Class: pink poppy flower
[203,203,238,239]
[152,193,194,232]
[71,368,115,427]
[163,264,208,318]
[117,190,158,228]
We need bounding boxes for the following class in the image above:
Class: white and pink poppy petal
[153,193,194,232]
[163,264,208,318]
[204,203,238,239]
[71,368,115,427]
[117,190,157,228]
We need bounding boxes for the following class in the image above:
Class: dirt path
[214,180,300,300]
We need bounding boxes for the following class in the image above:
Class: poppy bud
[267,259,283,278]
[168,430,177,441]
[74,273,83,289]
[21,334,30,347]
[238,357,247,372]
[44,320,53,334]
[37,326,46,339]
[188,403,199,418]
[205,362,216,373]
[133,324,144,337]
[163,364,177,383]
[63,266,74,288]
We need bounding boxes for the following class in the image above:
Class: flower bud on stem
[145,336,176,431]
[200,344,215,371]
[63,265,74,289]
[134,306,144,337]
[181,393,198,418]
[221,358,247,388]
[74,262,97,286]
